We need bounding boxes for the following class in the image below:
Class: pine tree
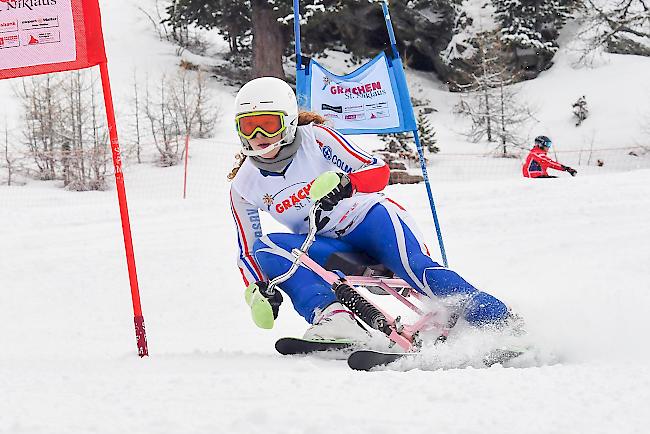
[417,111,439,153]
[572,95,588,126]
[492,0,572,57]
[578,0,650,60]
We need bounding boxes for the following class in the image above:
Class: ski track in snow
[2,1,650,433]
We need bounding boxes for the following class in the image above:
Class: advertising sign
[0,0,76,70]
[0,0,106,80]
[297,51,417,135]
[0,0,147,357]
[309,55,400,131]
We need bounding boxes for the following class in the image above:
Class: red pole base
[134,315,149,357]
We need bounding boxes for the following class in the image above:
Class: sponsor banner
[308,54,400,131]
[0,18,19,33]
[21,15,59,30]
[321,103,342,113]
[0,0,106,80]
[0,32,19,48]
[0,0,76,70]
[25,30,60,45]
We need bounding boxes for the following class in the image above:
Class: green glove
[310,171,353,212]
[310,171,347,201]
[245,281,283,329]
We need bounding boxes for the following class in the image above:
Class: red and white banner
[0,1,148,357]
[0,0,106,80]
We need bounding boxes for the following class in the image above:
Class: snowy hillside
[1,1,650,433]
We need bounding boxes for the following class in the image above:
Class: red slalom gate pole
[99,62,149,357]
[183,135,190,199]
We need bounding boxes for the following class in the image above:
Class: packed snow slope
[2,1,650,433]
[2,144,650,434]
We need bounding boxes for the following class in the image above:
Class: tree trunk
[251,0,285,79]
[500,81,506,156]
[483,88,492,142]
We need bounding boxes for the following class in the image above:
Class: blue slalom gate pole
[293,0,302,71]
[381,2,398,54]
[413,130,449,267]
[295,0,449,266]
[381,1,449,267]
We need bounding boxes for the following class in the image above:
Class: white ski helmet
[234,77,298,157]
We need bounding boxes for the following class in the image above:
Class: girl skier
[229,77,510,343]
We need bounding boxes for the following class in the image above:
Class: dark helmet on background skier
[534,135,552,150]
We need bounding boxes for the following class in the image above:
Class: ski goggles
[236,111,287,140]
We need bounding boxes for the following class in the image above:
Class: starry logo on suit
[262,194,274,206]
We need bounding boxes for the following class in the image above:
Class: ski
[347,350,409,371]
[275,337,353,355]
[348,346,530,371]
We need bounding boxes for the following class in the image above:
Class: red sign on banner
[0,0,106,80]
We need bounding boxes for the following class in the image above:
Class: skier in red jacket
[523,136,577,178]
